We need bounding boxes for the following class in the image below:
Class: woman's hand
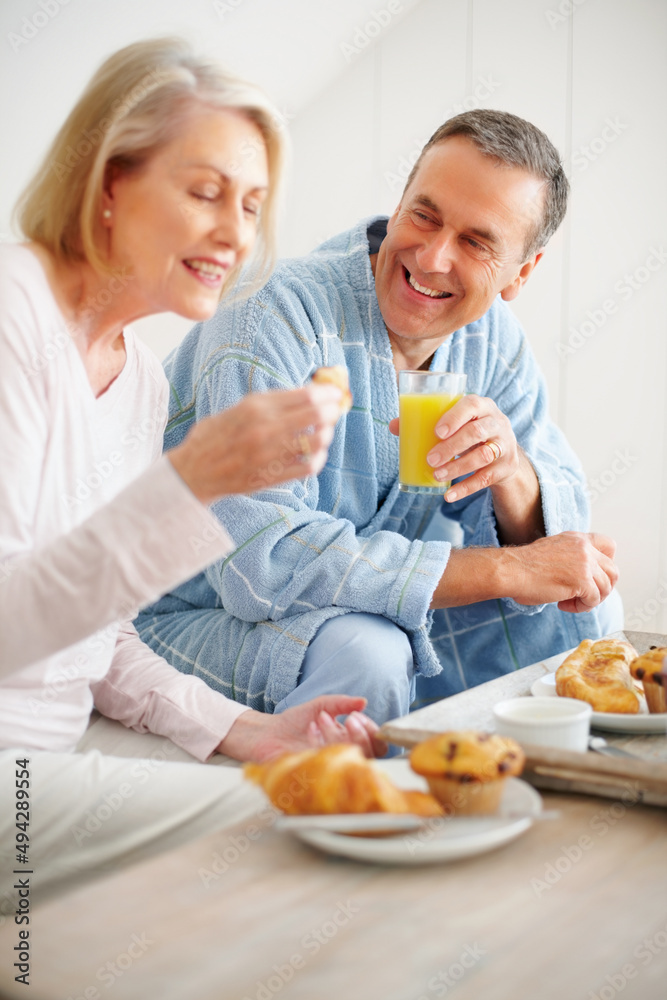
[168,384,344,505]
[218,696,388,762]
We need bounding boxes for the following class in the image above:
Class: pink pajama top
[0,244,248,760]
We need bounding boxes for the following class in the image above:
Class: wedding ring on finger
[297,432,312,461]
[485,439,502,463]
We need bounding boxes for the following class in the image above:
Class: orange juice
[399,392,462,490]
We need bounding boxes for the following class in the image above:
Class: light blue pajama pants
[274,612,415,754]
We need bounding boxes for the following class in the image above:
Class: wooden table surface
[0,788,665,1000]
[1,633,665,1000]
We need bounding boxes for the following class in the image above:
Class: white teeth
[407,272,449,298]
[186,259,226,276]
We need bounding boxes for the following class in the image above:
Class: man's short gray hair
[403,109,569,260]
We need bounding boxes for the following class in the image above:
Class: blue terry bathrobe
[135,218,617,712]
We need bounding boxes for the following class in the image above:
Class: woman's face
[104,106,269,320]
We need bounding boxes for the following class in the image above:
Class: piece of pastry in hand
[409,732,525,816]
[629,647,667,713]
[311,365,353,414]
[555,638,641,714]
[244,744,443,817]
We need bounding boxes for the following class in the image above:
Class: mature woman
[0,38,382,905]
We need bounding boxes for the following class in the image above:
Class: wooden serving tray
[379,630,667,806]
[520,744,667,808]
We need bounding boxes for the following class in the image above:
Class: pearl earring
[103,209,111,219]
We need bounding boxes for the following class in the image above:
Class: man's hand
[431,531,618,612]
[500,531,618,611]
[389,394,544,543]
[218,696,388,762]
[427,393,521,499]
[390,393,520,497]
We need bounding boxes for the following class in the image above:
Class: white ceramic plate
[530,671,667,734]
[288,759,542,866]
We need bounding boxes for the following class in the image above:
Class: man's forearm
[430,548,507,608]
[490,449,544,545]
[430,532,618,613]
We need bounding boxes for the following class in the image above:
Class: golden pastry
[555,638,641,714]
[629,647,667,714]
[244,744,443,817]
[311,365,353,413]
[409,731,524,816]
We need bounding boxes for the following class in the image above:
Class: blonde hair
[15,37,288,294]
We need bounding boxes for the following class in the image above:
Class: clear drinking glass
[398,370,467,494]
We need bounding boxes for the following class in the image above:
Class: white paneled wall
[567,0,667,633]
[469,0,570,409]
[1,0,665,630]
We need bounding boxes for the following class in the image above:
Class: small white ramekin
[493,696,592,752]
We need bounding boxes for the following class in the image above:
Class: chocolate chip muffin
[629,647,667,713]
[409,731,525,815]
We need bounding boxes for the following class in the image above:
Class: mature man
[136,110,619,726]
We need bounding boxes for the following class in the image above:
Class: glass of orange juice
[398,370,467,493]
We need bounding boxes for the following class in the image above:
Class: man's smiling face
[373,136,546,359]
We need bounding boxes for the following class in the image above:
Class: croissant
[244,744,443,817]
[629,647,667,714]
[311,365,353,413]
[555,638,641,714]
